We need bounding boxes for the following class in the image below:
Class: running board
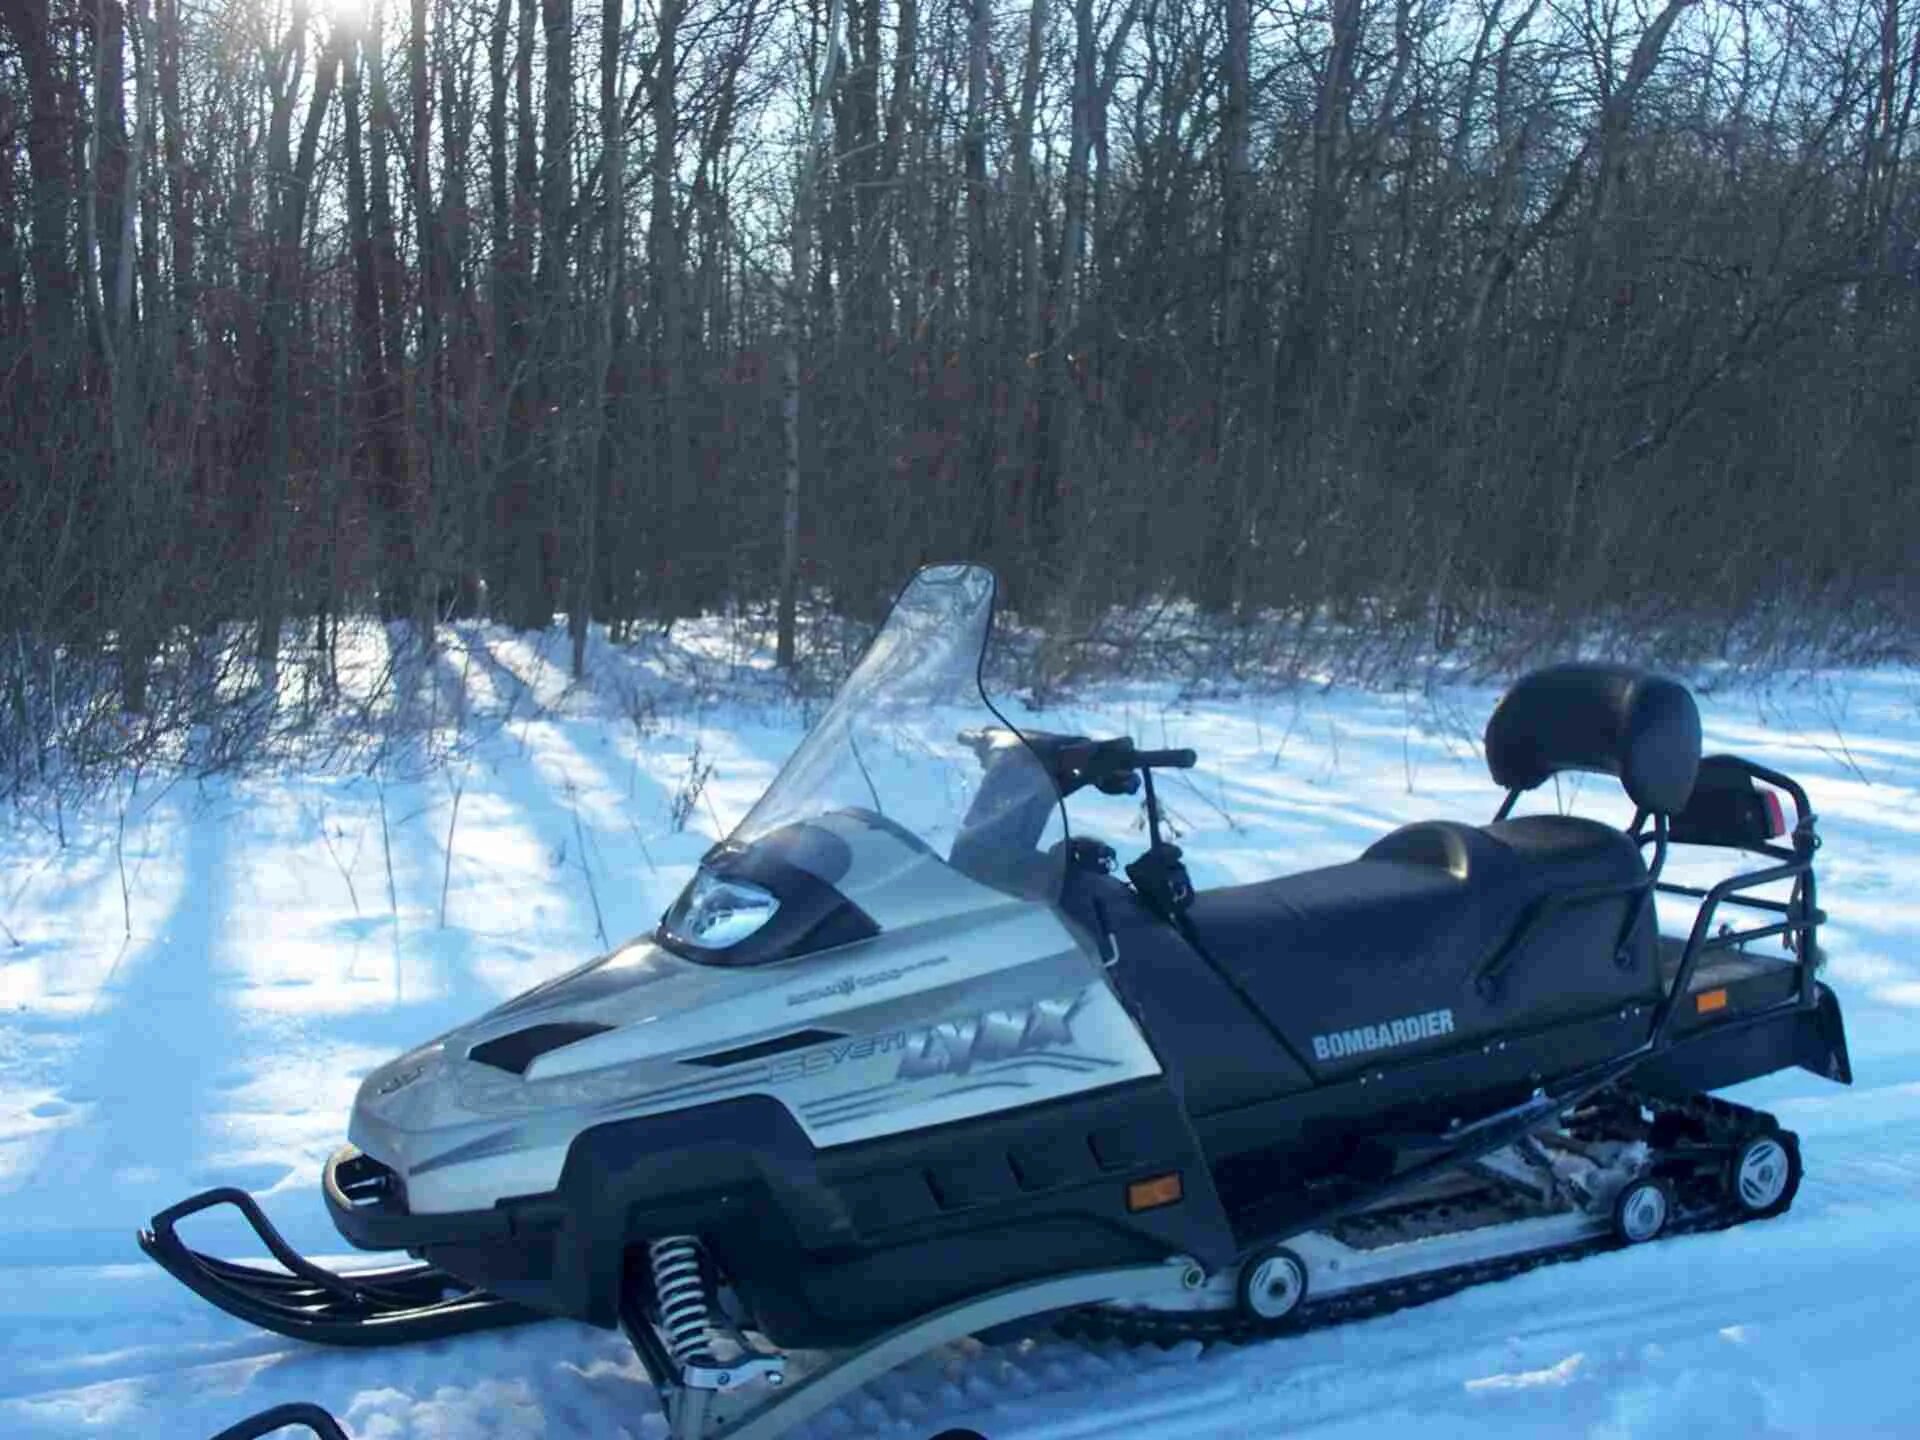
[1303,1207,1611,1297]
[622,1258,1207,1440]
[1102,1207,1614,1319]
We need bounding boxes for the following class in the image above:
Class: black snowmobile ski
[138,1185,537,1346]
[143,565,1855,1440]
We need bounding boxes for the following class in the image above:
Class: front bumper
[323,1143,516,1253]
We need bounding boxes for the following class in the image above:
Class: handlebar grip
[1134,748,1197,769]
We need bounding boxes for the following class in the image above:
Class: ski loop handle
[137,1186,541,1346]
[207,1404,351,1440]
[151,1186,382,1299]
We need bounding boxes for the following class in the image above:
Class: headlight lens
[663,871,782,950]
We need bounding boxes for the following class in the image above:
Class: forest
[0,0,1917,782]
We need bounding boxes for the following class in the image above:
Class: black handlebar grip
[1134,748,1197,769]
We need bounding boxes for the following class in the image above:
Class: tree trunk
[3,0,77,339]
[115,0,148,334]
[0,92,21,332]
[883,0,920,343]
[777,0,846,669]
[409,0,443,645]
[257,17,343,692]
[1220,0,1251,380]
[488,0,511,353]
[576,0,624,678]
[345,29,393,617]
[515,0,569,633]
[847,0,882,339]
[1032,0,1096,553]
[366,11,412,619]
[1285,0,1365,412]
[961,0,994,551]
[112,0,154,712]
[1547,0,1697,583]
[1006,0,1045,543]
[491,0,543,627]
[156,0,190,352]
[652,0,691,612]
[1198,0,1252,612]
[93,0,128,347]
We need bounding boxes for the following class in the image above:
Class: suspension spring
[648,1235,715,1366]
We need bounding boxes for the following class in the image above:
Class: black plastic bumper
[322,1143,516,1252]
[1634,982,1852,1098]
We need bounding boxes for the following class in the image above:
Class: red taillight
[1761,790,1787,839]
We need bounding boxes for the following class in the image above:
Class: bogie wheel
[1237,1245,1309,1323]
[1612,1177,1674,1244]
[1727,1130,1801,1217]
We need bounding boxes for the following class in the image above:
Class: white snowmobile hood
[347,564,1166,1214]
[349,892,1161,1215]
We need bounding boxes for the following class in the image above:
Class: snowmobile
[144,563,1852,1440]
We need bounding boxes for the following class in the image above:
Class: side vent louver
[469,1021,613,1075]
[682,1029,846,1069]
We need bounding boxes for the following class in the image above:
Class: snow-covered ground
[2,627,1918,1440]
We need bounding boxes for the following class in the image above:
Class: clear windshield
[725,564,1067,921]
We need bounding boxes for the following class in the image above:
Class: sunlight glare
[319,0,368,30]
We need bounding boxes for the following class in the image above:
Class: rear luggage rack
[1642,755,1827,1042]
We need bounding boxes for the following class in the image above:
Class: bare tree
[777,0,846,669]
[5,0,1920,791]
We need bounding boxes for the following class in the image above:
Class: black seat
[1356,812,1650,894]
[1188,818,1654,1072]
[1183,663,1701,1077]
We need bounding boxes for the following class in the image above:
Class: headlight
[663,871,782,950]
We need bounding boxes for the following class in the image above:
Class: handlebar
[960,728,1196,800]
[1132,747,1196,770]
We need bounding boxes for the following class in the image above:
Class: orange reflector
[1696,988,1729,1014]
[1126,1172,1183,1212]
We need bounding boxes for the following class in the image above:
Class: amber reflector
[1696,988,1729,1014]
[1126,1172,1183,1212]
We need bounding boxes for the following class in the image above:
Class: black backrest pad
[1484,663,1702,814]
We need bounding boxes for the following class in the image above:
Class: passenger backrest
[1484,663,1701,815]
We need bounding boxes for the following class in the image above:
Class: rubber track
[1059,1090,1793,1347]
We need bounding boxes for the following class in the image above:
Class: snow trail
[2,656,1918,1437]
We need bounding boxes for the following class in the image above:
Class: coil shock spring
[648,1235,715,1366]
